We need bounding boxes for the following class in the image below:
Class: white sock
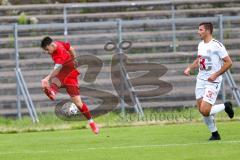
[203,116,217,132]
[88,119,94,123]
[210,104,225,116]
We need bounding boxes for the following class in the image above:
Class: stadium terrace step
[1,39,240,58]
[2,28,240,49]
[0,100,199,116]
[0,0,239,17]
[1,31,240,52]
[0,53,239,86]
[2,27,239,42]
[1,7,240,24]
[0,68,197,84]
[0,55,240,77]
[0,84,231,111]
[0,30,199,46]
[0,72,239,98]
[0,72,238,113]
[0,50,240,69]
[1,0,239,11]
[0,98,228,116]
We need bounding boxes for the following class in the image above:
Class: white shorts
[195,79,222,105]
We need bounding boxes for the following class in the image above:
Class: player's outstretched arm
[208,56,232,82]
[41,64,62,88]
[184,58,199,76]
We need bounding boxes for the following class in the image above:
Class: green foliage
[224,21,232,39]
[18,12,28,25]
[19,54,26,59]
[212,3,225,8]
[186,35,194,41]
[0,0,10,5]
[8,33,14,48]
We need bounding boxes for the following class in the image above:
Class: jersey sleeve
[52,48,67,64]
[218,45,228,59]
[52,55,65,64]
[58,41,71,51]
[52,41,71,64]
[57,41,71,51]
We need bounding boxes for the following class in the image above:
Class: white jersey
[197,39,228,82]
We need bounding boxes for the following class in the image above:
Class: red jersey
[51,41,80,86]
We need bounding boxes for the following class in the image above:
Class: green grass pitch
[0,121,239,160]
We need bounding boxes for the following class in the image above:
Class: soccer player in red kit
[40,36,99,134]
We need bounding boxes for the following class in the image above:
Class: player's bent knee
[202,111,209,117]
[199,108,210,116]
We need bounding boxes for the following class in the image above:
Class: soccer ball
[68,103,79,115]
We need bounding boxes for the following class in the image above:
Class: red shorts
[50,78,80,97]
[64,85,80,97]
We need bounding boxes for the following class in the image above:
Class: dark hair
[41,36,53,48]
[199,22,213,34]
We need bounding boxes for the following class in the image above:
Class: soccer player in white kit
[184,22,234,140]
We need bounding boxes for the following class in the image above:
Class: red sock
[79,103,92,120]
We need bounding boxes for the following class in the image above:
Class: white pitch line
[0,140,240,155]
[87,140,240,150]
